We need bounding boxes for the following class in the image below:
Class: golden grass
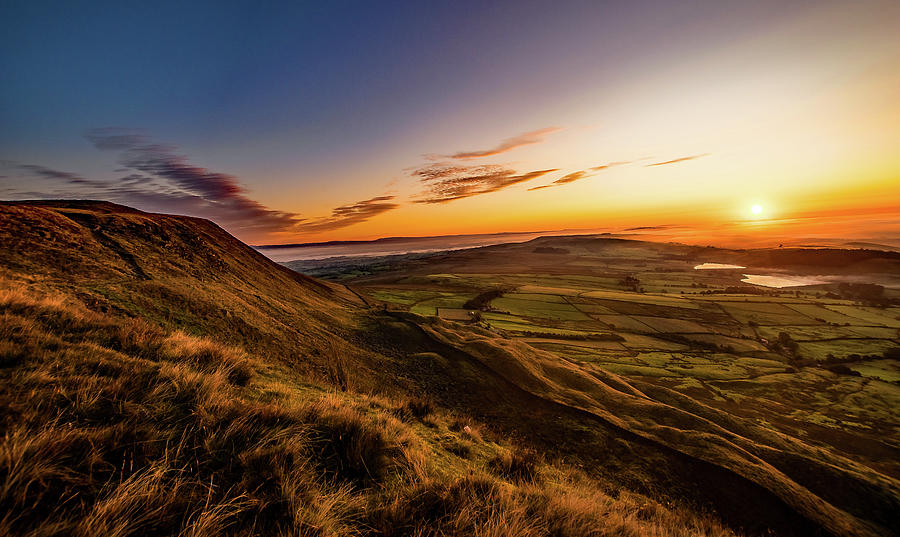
[0,276,740,536]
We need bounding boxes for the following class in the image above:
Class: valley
[292,235,900,532]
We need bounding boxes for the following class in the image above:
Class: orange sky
[3,1,899,246]
[253,2,900,245]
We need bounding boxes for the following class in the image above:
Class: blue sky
[2,1,898,243]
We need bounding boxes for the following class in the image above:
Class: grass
[581,289,701,309]
[5,202,899,537]
[795,339,898,362]
[630,316,713,334]
[516,284,583,296]
[717,302,816,326]
[674,334,768,353]
[756,325,862,341]
[369,289,439,306]
[618,333,690,351]
[847,360,900,382]
[588,314,659,332]
[583,352,785,381]
[481,313,589,335]
[0,278,742,537]
[784,304,865,325]
[825,305,900,328]
[492,295,592,321]
[334,236,900,535]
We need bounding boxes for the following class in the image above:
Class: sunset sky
[2,1,899,245]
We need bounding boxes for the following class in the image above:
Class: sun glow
[751,204,764,217]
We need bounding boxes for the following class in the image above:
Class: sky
[1,0,899,246]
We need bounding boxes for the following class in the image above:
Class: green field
[341,234,900,513]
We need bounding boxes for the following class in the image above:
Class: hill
[1,201,897,536]
[294,233,900,536]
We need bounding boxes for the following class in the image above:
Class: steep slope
[1,201,896,537]
[0,200,386,386]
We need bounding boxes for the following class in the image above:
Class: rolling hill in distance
[2,200,898,537]
[254,230,900,263]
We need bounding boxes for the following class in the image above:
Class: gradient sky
[2,0,899,245]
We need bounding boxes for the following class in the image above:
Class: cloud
[81,128,305,237]
[528,161,628,191]
[624,225,673,231]
[117,174,154,186]
[440,127,561,160]
[590,161,630,171]
[85,128,247,200]
[294,196,399,233]
[412,162,557,204]
[553,170,590,185]
[645,154,709,167]
[3,136,400,240]
[0,161,111,188]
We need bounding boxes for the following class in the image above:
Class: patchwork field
[322,236,900,495]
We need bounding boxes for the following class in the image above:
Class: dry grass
[371,472,738,537]
[489,447,542,483]
[160,331,255,386]
[0,278,739,536]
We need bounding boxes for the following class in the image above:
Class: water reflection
[740,274,830,288]
[693,263,746,270]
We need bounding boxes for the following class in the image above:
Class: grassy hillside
[1,201,896,536]
[298,234,900,536]
[3,280,747,536]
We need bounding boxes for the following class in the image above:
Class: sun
[750,204,764,216]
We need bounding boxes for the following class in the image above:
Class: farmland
[305,236,900,481]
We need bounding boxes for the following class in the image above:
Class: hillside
[1,201,898,537]
[295,234,900,536]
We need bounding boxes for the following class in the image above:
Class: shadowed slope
[0,200,376,384]
[394,315,898,537]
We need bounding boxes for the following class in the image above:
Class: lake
[693,263,746,270]
[740,274,831,288]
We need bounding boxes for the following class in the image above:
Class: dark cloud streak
[83,128,304,236]
[86,129,247,200]
[1,161,111,188]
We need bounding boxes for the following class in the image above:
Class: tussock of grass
[160,331,255,386]
[489,447,542,483]
[372,473,738,537]
[0,278,738,536]
[398,396,435,420]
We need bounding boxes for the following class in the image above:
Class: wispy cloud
[528,161,628,191]
[295,196,399,233]
[590,161,630,171]
[0,161,111,188]
[2,130,397,240]
[85,128,250,201]
[624,225,674,231]
[645,154,709,167]
[438,127,561,160]
[80,128,310,236]
[412,162,557,204]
